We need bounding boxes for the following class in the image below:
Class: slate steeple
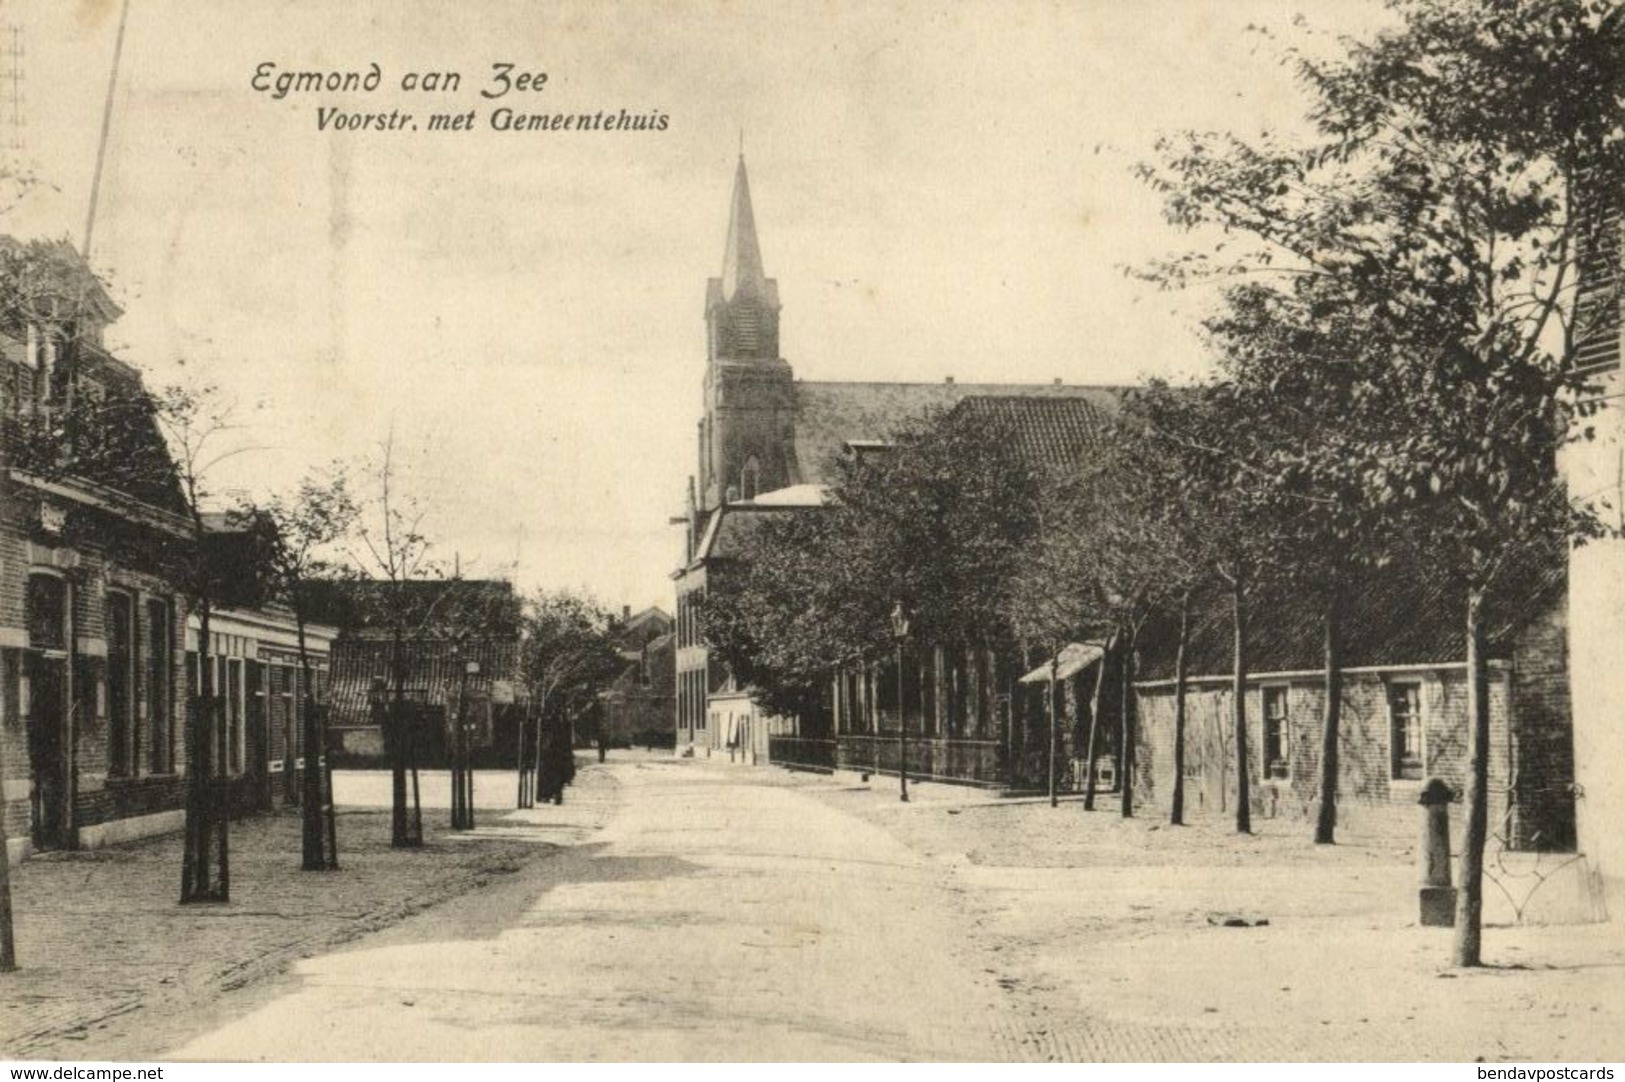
[700,154,795,511]
[721,155,768,303]
[706,155,780,362]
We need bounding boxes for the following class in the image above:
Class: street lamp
[455,659,480,830]
[891,601,910,803]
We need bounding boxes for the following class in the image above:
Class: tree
[1134,381,1283,834]
[702,504,877,723]
[1202,282,1417,844]
[703,406,1044,759]
[239,464,358,869]
[517,590,619,808]
[1004,471,1113,809]
[1137,0,1624,961]
[151,382,259,903]
[1082,405,1218,823]
[352,434,435,848]
[423,575,522,830]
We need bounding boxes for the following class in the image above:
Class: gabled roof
[326,637,523,728]
[690,500,804,566]
[946,394,1118,473]
[791,380,1120,486]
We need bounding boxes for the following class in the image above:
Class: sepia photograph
[0,0,1621,1066]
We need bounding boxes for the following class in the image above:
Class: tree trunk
[1047,652,1059,808]
[0,690,16,969]
[1455,587,1490,967]
[1232,578,1251,835]
[389,625,420,848]
[1315,585,1344,845]
[1171,593,1191,826]
[1120,624,1138,819]
[181,595,229,902]
[1083,633,1113,812]
[516,700,530,808]
[296,601,330,870]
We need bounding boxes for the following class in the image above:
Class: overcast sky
[11,0,1388,612]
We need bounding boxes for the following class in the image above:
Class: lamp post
[454,659,479,830]
[891,601,910,803]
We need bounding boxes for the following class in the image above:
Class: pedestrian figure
[538,721,572,805]
[597,728,609,763]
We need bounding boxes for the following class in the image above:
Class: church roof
[790,380,1121,486]
[947,394,1118,473]
[720,156,770,303]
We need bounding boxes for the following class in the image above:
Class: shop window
[107,591,133,777]
[147,599,173,773]
[26,574,66,652]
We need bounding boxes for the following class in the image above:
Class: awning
[1018,642,1107,684]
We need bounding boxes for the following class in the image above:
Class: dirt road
[169,759,1013,1061]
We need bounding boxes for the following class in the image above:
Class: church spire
[720,155,768,302]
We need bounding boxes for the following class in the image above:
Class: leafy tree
[702,504,875,722]
[1133,381,1285,834]
[1004,471,1114,809]
[1138,0,1624,961]
[1082,404,1217,822]
[1202,282,1415,844]
[517,590,619,808]
[703,406,1044,747]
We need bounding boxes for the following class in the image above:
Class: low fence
[767,735,837,773]
[834,734,1005,788]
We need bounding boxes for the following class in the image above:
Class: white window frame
[1386,679,1426,782]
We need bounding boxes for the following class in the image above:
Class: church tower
[698,156,797,512]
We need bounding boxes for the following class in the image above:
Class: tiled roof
[946,394,1118,473]
[791,380,1120,486]
[327,637,523,728]
[1137,555,1566,682]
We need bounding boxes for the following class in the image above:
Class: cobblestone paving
[2,769,600,1061]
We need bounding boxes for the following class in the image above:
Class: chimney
[623,605,631,623]
[944,376,954,385]
[1053,377,1062,386]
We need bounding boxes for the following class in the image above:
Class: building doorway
[26,655,69,850]
[26,573,72,850]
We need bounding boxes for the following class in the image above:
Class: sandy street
[155,756,1625,1063]
[168,759,1013,1061]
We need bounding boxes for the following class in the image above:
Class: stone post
[1419,776,1456,927]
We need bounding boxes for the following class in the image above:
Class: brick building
[0,240,194,862]
[189,603,337,814]
[1133,562,1574,850]
[599,606,674,748]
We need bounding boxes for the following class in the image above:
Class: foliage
[702,405,1044,719]
[1137,0,1625,957]
[520,589,622,720]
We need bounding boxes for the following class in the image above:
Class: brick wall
[0,493,192,851]
[1507,595,1577,850]
[1134,664,1561,849]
